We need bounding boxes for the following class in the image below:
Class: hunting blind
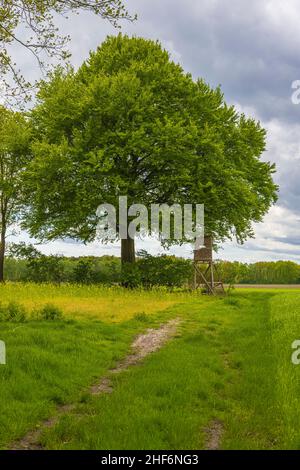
[193,236,224,295]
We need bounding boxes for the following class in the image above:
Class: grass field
[1,284,300,450]
[0,283,187,322]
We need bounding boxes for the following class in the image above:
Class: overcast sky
[9,0,300,262]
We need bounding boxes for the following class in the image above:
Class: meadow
[1,283,300,450]
[0,283,186,322]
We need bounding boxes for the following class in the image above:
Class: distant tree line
[5,245,300,286]
[216,260,300,285]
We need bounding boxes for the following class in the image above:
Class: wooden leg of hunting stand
[214,263,225,293]
[210,262,215,294]
[203,264,211,292]
[203,265,210,279]
[194,264,214,295]
[194,262,197,290]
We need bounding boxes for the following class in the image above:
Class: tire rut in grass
[204,419,223,450]
[10,318,180,450]
[91,317,180,394]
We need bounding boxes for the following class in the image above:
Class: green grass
[2,284,300,449]
[0,284,200,449]
[268,293,300,449]
[38,291,300,450]
[0,319,134,448]
[0,282,190,321]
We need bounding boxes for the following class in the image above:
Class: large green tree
[0,1,135,102]
[0,107,31,281]
[24,35,278,264]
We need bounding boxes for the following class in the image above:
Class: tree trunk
[0,229,5,283]
[121,237,136,264]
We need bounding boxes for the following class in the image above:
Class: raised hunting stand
[193,236,224,295]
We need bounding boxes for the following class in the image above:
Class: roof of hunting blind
[194,236,213,262]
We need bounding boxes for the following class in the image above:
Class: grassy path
[35,293,280,450]
[0,284,194,449]
[11,318,181,450]
[2,289,300,449]
[0,306,181,449]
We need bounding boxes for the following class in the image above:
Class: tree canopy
[0,106,31,281]
[23,34,278,263]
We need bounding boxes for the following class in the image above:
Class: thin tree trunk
[121,237,136,264]
[0,228,5,283]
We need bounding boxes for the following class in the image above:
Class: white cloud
[219,205,300,262]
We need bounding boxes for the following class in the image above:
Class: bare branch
[0,0,136,105]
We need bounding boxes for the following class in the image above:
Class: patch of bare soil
[10,318,180,450]
[204,419,223,450]
[90,376,114,395]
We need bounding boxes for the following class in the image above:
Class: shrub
[0,301,27,322]
[8,243,66,284]
[121,263,142,288]
[137,253,193,288]
[39,303,63,321]
[27,256,66,284]
[72,258,97,284]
